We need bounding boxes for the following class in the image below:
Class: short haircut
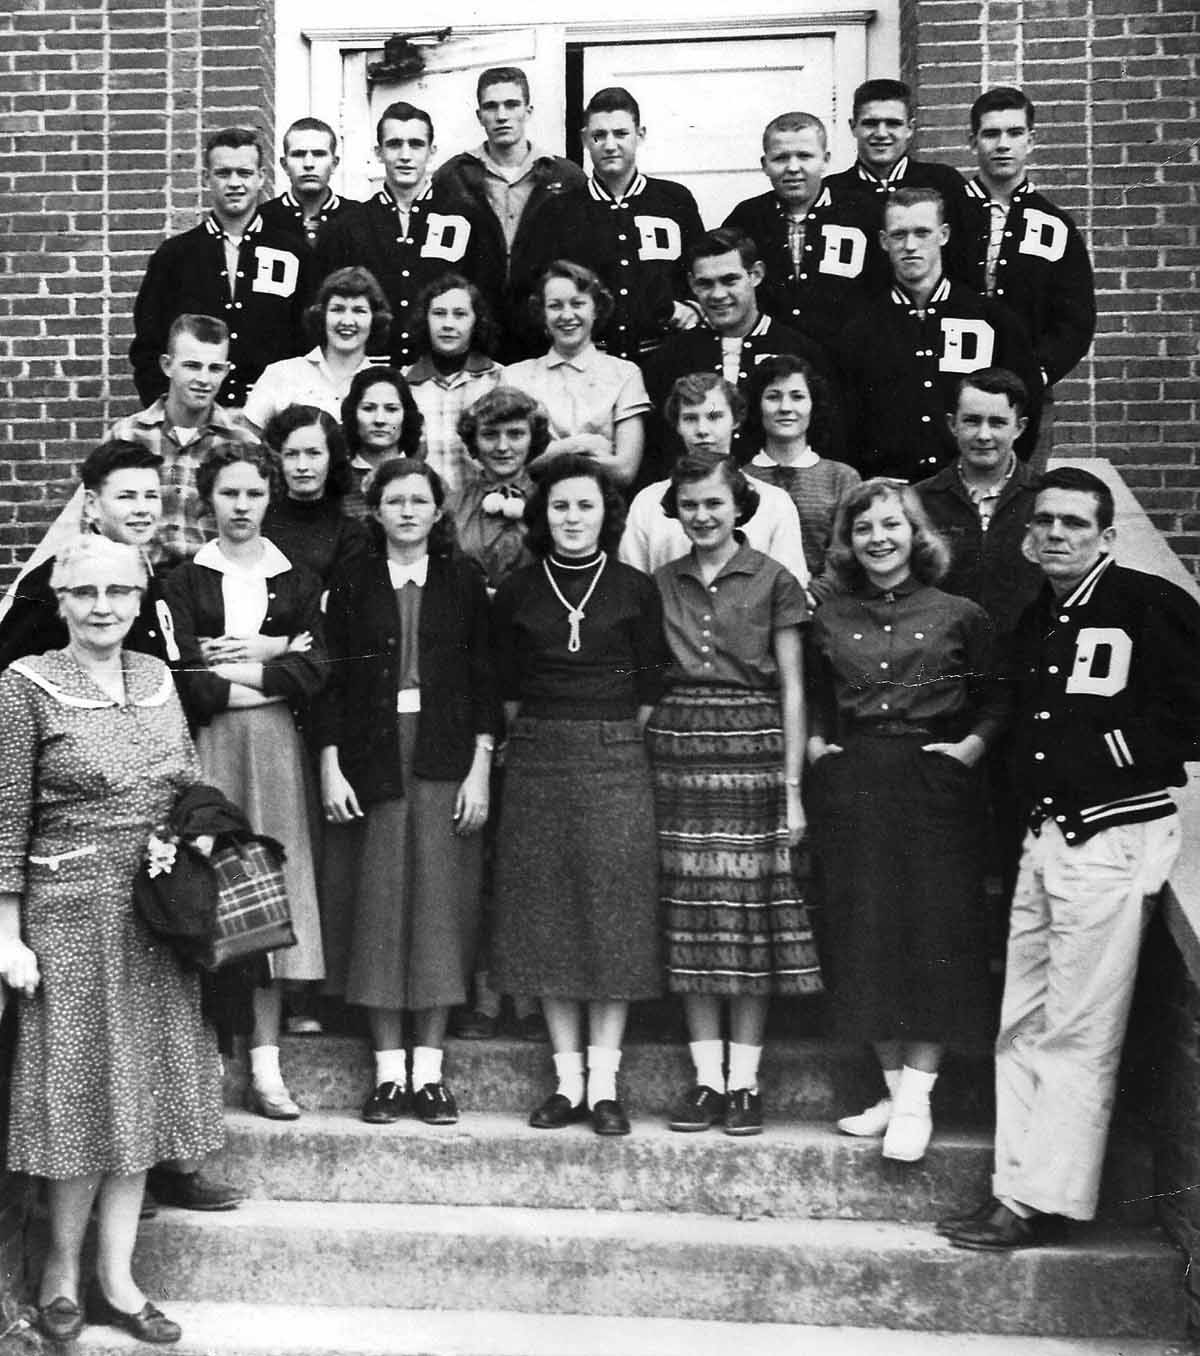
[366,457,458,557]
[970,86,1035,135]
[477,66,530,105]
[78,439,163,491]
[661,452,761,526]
[195,440,279,506]
[663,372,747,432]
[523,453,627,558]
[166,313,229,354]
[282,117,337,155]
[851,79,915,121]
[1033,466,1114,531]
[412,271,499,359]
[204,126,263,167]
[883,185,946,225]
[51,536,147,592]
[261,404,355,499]
[743,354,835,459]
[687,226,760,275]
[827,478,950,590]
[530,260,614,335]
[303,266,392,349]
[340,366,424,459]
[458,386,551,465]
[376,100,434,146]
[762,110,827,151]
[583,86,640,127]
[955,366,1029,419]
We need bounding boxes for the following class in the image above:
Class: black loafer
[361,1080,409,1124]
[36,1296,84,1342]
[528,1092,588,1129]
[413,1082,459,1125]
[591,1098,631,1136]
[87,1287,182,1344]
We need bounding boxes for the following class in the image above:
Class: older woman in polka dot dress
[0,537,224,1346]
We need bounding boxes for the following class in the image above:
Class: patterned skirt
[646,685,822,997]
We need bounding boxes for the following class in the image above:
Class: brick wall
[907,0,1200,576]
[0,0,275,583]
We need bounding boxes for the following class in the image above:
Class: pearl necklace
[543,552,607,654]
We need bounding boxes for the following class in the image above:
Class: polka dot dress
[0,650,224,1178]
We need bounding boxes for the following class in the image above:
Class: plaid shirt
[403,354,504,496]
[108,399,257,558]
[958,453,1017,532]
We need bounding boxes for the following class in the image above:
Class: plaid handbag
[202,835,296,971]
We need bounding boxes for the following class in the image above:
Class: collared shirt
[958,454,1017,532]
[403,352,505,495]
[242,348,383,430]
[387,555,429,590]
[655,539,808,688]
[107,399,257,558]
[270,188,346,249]
[474,142,540,255]
[192,536,292,638]
[504,344,650,444]
[447,464,535,592]
[620,477,810,586]
[855,156,911,191]
[747,450,861,580]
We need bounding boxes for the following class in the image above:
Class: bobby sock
[586,1045,622,1108]
[689,1039,726,1093]
[883,1067,903,1101]
[412,1045,443,1090]
[727,1042,763,1094]
[249,1044,282,1087]
[374,1047,408,1087]
[552,1051,585,1107]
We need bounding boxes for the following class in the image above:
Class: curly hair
[195,439,279,507]
[826,478,949,591]
[662,372,747,432]
[261,404,354,499]
[365,457,458,557]
[742,354,834,458]
[411,272,499,359]
[302,266,392,350]
[523,453,627,559]
[341,366,424,459]
[51,536,148,592]
[529,260,614,340]
[457,386,551,465]
[661,452,760,526]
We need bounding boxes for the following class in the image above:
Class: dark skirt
[806,733,989,1043]
[342,713,483,1011]
[493,716,662,1002]
[647,686,822,997]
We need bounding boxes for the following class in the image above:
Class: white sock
[998,1195,1035,1219]
[689,1039,726,1093]
[249,1044,282,1087]
[553,1051,585,1107]
[412,1045,443,1089]
[586,1046,622,1108]
[896,1065,938,1109]
[883,1067,903,1101]
[374,1048,408,1087]
[727,1042,763,1094]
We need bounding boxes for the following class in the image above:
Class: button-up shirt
[504,344,650,445]
[958,454,1017,533]
[243,348,384,431]
[404,352,505,495]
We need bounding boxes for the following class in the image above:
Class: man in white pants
[940,465,1200,1249]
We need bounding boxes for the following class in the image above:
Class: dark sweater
[262,496,372,587]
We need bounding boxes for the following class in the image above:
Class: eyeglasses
[56,585,144,603]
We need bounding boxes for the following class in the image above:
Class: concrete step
[70,1303,1190,1356]
[207,1109,1154,1225]
[130,1200,1184,1338]
[225,1035,996,1121]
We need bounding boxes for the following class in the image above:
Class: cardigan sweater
[315,550,500,802]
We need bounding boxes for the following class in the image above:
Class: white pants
[992,814,1181,1219]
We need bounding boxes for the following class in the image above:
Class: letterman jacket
[316,184,503,370]
[835,276,1043,481]
[960,178,1096,385]
[513,172,705,363]
[723,187,890,345]
[1006,554,1200,843]
[259,189,361,255]
[130,214,311,407]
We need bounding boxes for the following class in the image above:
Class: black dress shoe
[86,1286,182,1344]
[36,1296,84,1342]
[935,1195,1001,1237]
[591,1098,631,1136]
[947,1202,1068,1251]
[146,1166,245,1211]
[361,1080,409,1124]
[528,1092,588,1129]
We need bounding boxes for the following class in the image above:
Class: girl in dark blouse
[806,478,1005,1163]
[492,454,671,1136]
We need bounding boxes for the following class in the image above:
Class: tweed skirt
[493,716,662,1001]
[646,685,822,997]
[806,732,989,1043]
